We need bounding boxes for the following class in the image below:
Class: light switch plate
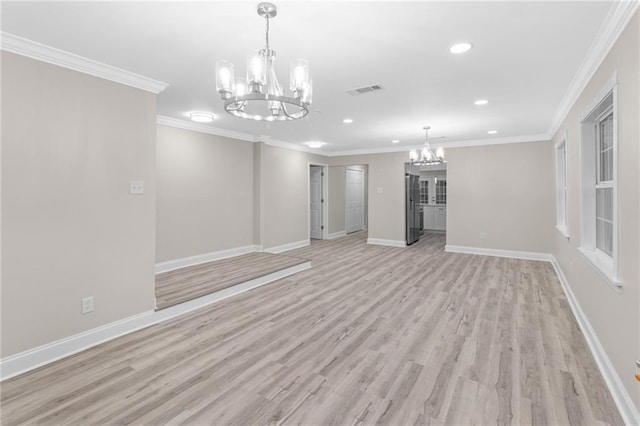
[129,180,144,194]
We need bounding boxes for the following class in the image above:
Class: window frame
[555,132,569,238]
[578,71,621,290]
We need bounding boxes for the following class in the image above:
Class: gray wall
[446,141,555,253]
[328,166,346,234]
[1,52,157,357]
[330,152,407,243]
[551,11,639,409]
[156,126,254,262]
[256,143,326,249]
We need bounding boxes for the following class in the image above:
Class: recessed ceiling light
[449,42,473,54]
[307,141,324,148]
[474,99,489,105]
[392,140,400,144]
[488,130,498,135]
[189,112,214,123]
[343,118,353,124]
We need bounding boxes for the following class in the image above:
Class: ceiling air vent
[346,84,384,96]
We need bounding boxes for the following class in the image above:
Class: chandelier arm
[226,100,247,112]
[280,101,296,119]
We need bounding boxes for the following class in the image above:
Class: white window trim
[578,71,621,290]
[555,132,569,239]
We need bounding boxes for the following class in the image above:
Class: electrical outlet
[81,296,94,314]
[129,180,144,195]
[479,232,486,239]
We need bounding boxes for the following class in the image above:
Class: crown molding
[324,145,417,157]
[0,32,169,94]
[157,116,257,142]
[259,136,328,155]
[429,133,550,149]
[547,0,639,138]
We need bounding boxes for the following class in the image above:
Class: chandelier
[214,2,312,122]
[409,126,445,165]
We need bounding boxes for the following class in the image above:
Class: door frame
[307,162,329,240]
[345,166,365,234]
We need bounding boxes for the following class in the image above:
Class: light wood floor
[1,232,623,425]
[155,252,309,310]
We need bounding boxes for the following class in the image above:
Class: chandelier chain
[265,16,270,51]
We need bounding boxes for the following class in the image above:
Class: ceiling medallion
[409,126,446,165]
[214,2,312,122]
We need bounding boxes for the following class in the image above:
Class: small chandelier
[215,2,312,122]
[409,126,446,165]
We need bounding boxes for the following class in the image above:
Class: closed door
[346,168,364,233]
[310,166,323,239]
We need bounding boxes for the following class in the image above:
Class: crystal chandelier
[409,126,445,165]
[215,2,312,122]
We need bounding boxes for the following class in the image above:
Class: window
[419,180,428,204]
[596,111,613,256]
[555,135,568,237]
[435,179,447,204]
[579,72,620,288]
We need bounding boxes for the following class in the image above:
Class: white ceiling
[1,1,615,153]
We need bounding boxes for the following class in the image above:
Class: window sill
[555,225,570,239]
[577,247,622,291]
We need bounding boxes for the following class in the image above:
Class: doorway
[346,167,365,233]
[309,164,327,240]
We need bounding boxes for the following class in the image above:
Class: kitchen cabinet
[434,206,446,230]
[423,205,434,230]
[422,205,446,231]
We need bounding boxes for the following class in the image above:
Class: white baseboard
[328,231,347,240]
[155,244,261,274]
[550,257,639,426]
[0,261,310,381]
[264,239,309,254]
[444,245,553,262]
[0,310,155,381]
[367,238,407,248]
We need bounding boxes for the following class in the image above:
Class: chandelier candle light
[409,126,445,165]
[215,2,312,121]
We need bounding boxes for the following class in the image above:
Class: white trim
[577,247,622,291]
[157,116,256,142]
[327,230,347,239]
[579,72,620,288]
[367,238,407,248]
[0,261,310,381]
[550,257,639,426]
[261,136,329,155]
[264,239,310,254]
[1,32,168,94]
[155,244,262,274]
[555,225,570,239]
[444,245,553,262]
[555,131,569,238]
[579,71,618,122]
[548,1,639,137]
[428,134,550,149]
[324,134,550,157]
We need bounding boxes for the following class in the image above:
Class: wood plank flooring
[155,252,309,310]
[1,232,623,425]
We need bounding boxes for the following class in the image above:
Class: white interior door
[310,166,323,239]
[346,168,364,234]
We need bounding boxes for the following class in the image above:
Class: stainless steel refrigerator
[405,164,421,245]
